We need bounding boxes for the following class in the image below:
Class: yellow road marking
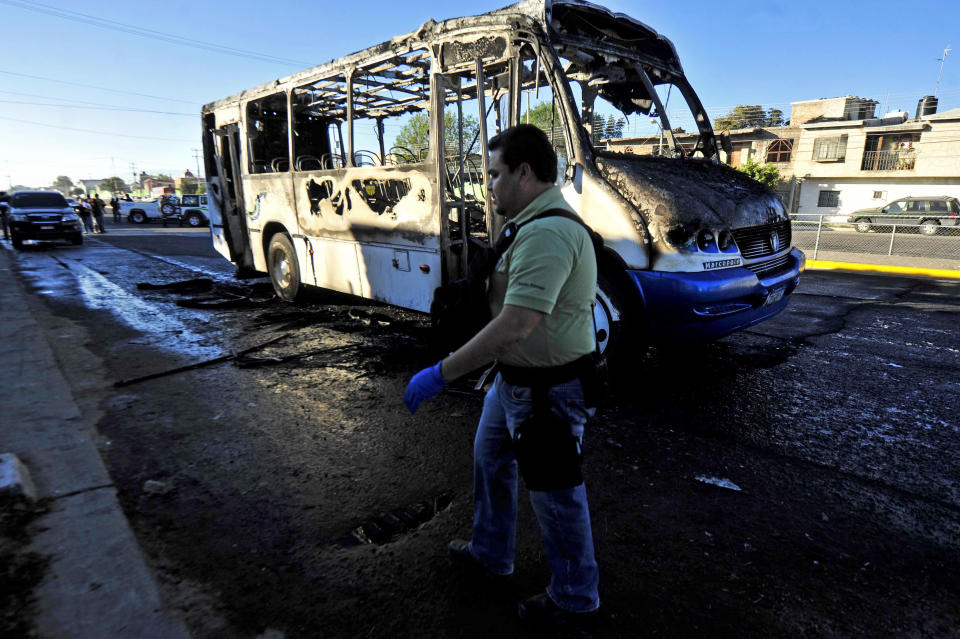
[806,260,960,280]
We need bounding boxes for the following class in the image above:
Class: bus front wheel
[268,233,300,302]
[594,272,638,371]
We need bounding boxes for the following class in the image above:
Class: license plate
[764,286,785,306]
[40,225,54,230]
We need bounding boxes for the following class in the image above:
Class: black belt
[498,353,593,388]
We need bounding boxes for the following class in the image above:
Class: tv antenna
[935,46,951,97]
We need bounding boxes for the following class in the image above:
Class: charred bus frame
[201,0,804,357]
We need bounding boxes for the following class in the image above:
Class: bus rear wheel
[268,233,300,302]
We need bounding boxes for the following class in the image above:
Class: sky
[1,0,958,190]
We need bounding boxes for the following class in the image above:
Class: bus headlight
[696,229,718,253]
[718,229,737,252]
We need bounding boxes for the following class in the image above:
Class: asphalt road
[6,224,960,637]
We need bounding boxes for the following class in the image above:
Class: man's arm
[403,304,543,413]
[441,304,544,381]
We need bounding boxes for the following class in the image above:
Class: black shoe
[448,539,510,579]
[518,592,598,627]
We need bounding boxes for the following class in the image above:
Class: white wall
[797,179,960,217]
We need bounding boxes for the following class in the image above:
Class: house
[78,178,104,196]
[791,97,960,219]
[604,94,960,220]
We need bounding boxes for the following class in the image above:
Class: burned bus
[201,0,803,358]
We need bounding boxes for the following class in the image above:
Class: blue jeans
[468,374,600,613]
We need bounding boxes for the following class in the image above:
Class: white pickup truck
[119,197,177,224]
[120,195,210,226]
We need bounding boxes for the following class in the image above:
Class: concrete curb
[0,245,190,638]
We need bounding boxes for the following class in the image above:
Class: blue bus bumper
[626,248,804,341]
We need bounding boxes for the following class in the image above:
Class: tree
[52,175,73,194]
[100,176,127,193]
[590,112,624,143]
[156,173,172,181]
[522,101,565,153]
[738,158,781,190]
[181,180,198,195]
[393,111,480,158]
[70,187,84,196]
[714,105,785,131]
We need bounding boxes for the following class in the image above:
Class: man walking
[92,193,107,233]
[78,197,94,234]
[404,124,600,626]
[111,195,121,223]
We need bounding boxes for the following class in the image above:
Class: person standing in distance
[92,193,108,233]
[404,124,600,626]
[110,194,121,223]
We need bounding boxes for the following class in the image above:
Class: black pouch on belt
[512,386,584,491]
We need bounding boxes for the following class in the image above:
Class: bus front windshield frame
[547,40,718,160]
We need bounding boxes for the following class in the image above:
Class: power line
[1,0,312,67]
[0,115,194,141]
[0,98,194,116]
[0,69,197,104]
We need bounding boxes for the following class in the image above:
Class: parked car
[847,196,960,235]
[8,190,83,249]
[178,194,209,227]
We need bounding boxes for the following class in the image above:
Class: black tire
[160,202,177,216]
[267,233,300,302]
[919,219,940,236]
[71,234,83,246]
[11,235,23,249]
[593,271,639,371]
[185,212,203,227]
[854,218,871,233]
[130,210,147,224]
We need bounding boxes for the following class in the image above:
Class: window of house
[812,135,848,162]
[873,191,885,199]
[765,138,793,163]
[817,190,840,207]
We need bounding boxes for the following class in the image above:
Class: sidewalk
[0,245,190,638]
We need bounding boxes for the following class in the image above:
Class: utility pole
[191,148,202,178]
[935,46,951,97]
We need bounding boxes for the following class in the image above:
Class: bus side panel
[241,174,300,273]
[354,243,442,312]
[291,167,442,311]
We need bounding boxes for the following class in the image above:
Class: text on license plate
[764,286,785,306]
[40,225,54,230]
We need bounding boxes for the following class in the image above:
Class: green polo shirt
[489,186,597,367]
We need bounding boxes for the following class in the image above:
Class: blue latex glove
[404,362,448,413]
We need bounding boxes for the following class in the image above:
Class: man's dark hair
[488,124,558,183]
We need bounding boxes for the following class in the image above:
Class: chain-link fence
[789,215,960,271]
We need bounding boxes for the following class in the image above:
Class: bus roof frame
[200,0,689,116]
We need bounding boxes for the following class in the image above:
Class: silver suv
[848,196,960,235]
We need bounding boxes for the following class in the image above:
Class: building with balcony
[603,95,960,219]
